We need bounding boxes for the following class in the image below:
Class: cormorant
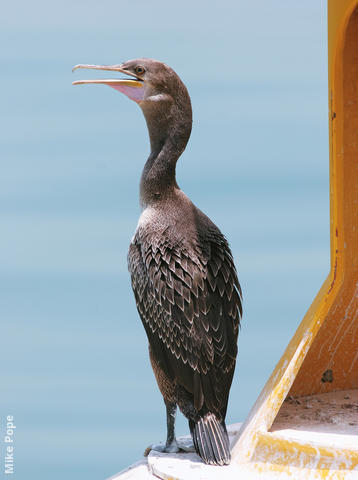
[72,58,242,466]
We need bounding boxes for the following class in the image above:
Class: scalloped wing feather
[128,223,242,417]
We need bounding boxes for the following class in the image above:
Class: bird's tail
[189,413,230,466]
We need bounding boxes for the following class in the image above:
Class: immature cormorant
[73,59,242,466]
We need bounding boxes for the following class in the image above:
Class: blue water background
[1,1,328,479]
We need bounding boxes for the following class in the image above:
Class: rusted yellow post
[231,1,358,477]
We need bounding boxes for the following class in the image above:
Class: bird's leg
[144,402,195,456]
[164,401,178,451]
[144,402,180,455]
[164,402,195,453]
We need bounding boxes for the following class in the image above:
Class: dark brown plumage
[73,58,242,466]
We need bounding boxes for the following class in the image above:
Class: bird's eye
[135,66,145,75]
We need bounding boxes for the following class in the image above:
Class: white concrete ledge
[109,423,244,480]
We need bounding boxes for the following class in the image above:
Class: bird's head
[73,58,187,107]
[72,58,192,158]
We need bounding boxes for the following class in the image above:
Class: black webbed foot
[144,439,180,457]
[144,437,195,457]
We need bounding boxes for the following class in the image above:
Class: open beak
[72,64,145,103]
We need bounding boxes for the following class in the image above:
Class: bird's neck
[139,94,192,207]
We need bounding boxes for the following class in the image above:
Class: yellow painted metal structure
[231,1,358,477]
